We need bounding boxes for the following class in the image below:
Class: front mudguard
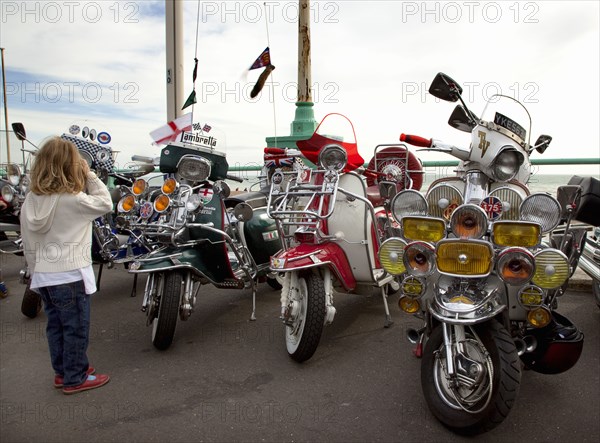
[270,242,357,291]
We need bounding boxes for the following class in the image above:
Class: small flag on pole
[202,124,212,133]
[182,57,199,110]
[149,113,193,145]
[249,47,271,70]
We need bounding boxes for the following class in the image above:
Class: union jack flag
[264,154,294,168]
[202,124,212,133]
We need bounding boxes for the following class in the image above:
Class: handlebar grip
[131,155,154,163]
[264,147,286,155]
[226,174,244,183]
[400,133,432,148]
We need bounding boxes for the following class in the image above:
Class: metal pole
[165,0,184,121]
[0,47,10,163]
[298,0,312,103]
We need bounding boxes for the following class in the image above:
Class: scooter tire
[21,284,42,319]
[151,272,182,350]
[421,321,521,435]
[286,273,326,363]
[266,277,283,290]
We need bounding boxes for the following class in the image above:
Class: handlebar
[400,134,432,148]
[226,174,244,183]
[264,147,286,155]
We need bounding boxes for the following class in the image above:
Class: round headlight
[391,189,428,220]
[117,194,136,213]
[186,194,203,211]
[132,179,147,196]
[2,185,15,203]
[497,247,535,285]
[162,178,178,195]
[177,156,211,182]
[518,285,544,309]
[378,238,407,275]
[450,204,488,239]
[532,249,569,289]
[7,164,21,185]
[318,144,347,171]
[492,150,519,182]
[80,150,94,167]
[520,193,561,233]
[403,241,435,277]
[154,194,171,213]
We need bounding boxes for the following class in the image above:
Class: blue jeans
[39,280,90,387]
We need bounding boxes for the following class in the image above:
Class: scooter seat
[366,185,384,207]
[224,191,268,209]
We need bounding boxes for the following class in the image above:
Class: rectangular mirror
[428,72,462,102]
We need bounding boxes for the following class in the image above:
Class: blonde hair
[30,137,87,195]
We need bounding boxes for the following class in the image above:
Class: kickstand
[250,281,257,321]
[96,263,103,291]
[130,273,138,297]
[381,286,393,328]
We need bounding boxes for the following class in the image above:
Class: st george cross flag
[149,113,193,145]
[249,47,271,70]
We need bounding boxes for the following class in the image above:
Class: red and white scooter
[267,113,422,362]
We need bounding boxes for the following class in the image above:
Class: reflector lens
[403,242,435,277]
[162,178,177,195]
[154,194,171,213]
[436,240,493,276]
[493,221,541,247]
[391,190,428,220]
[532,249,569,289]
[398,296,420,314]
[518,285,544,308]
[450,204,488,239]
[402,217,446,242]
[379,238,407,275]
[132,179,147,196]
[118,195,136,213]
[528,307,552,328]
[401,276,424,297]
[497,247,535,285]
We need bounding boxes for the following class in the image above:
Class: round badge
[69,125,80,135]
[198,188,214,204]
[89,129,97,141]
[139,201,154,219]
[96,149,111,162]
[98,132,111,144]
[480,196,503,221]
[82,126,90,138]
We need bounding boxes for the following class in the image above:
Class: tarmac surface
[1,252,599,443]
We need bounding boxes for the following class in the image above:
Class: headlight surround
[378,238,407,275]
[401,276,425,297]
[520,193,561,233]
[162,177,178,195]
[532,249,569,289]
[132,179,147,196]
[492,221,541,247]
[117,194,136,213]
[176,155,211,182]
[496,247,535,285]
[391,189,428,220]
[318,144,347,171]
[518,285,544,309]
[491,149,519,182]
[403,241,436,277]
[436,239,494,277]
[402,216,446,242]
[450,204,488,239]
[154,194,171,213]
[1,185,14,203]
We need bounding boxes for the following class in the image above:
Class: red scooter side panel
[273,243,357,291]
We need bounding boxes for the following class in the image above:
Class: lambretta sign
[179,122,219,150]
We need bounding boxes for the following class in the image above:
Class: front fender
[270,243,356,291]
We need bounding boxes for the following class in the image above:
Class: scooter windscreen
[478,94,532,148]
[296,113,364,172]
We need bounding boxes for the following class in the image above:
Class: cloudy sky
[1,0,599,176]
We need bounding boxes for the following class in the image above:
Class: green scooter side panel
[160,144,229,181]
[243,207,282,266]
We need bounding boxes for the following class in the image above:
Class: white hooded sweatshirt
[20,172,113,274]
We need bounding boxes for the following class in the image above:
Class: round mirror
[233,202,254,222]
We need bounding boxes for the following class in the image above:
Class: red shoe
[54,367,96,388]
[62,374,110,395]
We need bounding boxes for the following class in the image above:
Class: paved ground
[1,252,599,443]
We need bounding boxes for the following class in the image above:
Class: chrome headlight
[153,194,171,213]
[379,238,407,276]
[436,239,494,277]
[132,179,147,196]
[402,216,446,242]
[491,149,519,182]
[20,175,31,193]
[176,155,211,182]
[2,185,14,203]
[496,247,535,285]
[318,144,347,171]
[520,193,561,233]
[117,194,136,213]
[450,204,488,239]
[426,182,463,220]
[7,164,21,185]
[518,285,544,309]
[403,241,436,277]
[161,178,178,195]
[186,194,203,211]
[532,249,569,289]
[391,189,428,220]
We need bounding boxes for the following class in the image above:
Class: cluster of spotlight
[379,190,569,328]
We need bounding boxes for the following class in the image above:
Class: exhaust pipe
[515,335,538,356]
[407,327,425,344]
